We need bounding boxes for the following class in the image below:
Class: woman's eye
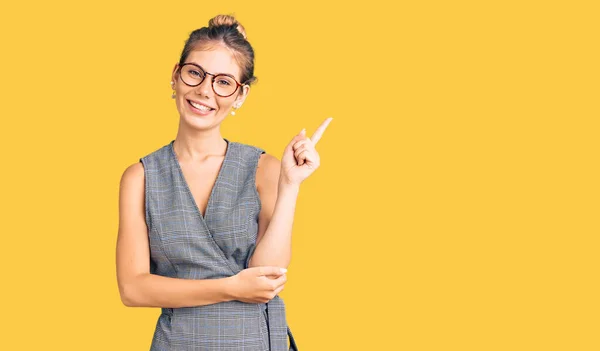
[190,70,202,77]
[218,80,231,86]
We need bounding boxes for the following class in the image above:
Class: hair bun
[208,14,247,39]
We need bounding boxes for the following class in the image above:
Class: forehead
[185,46,241,79]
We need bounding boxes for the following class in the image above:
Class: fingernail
[300,128,305,134]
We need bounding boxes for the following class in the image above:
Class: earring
[231,102,241,115]
[170,81,175,99]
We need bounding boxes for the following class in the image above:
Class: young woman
[116,14,332,351]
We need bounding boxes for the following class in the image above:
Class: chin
[181,112,224,130]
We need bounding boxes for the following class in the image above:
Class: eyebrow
[188,62,236,79]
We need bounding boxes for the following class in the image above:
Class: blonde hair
[178,14,257,87]
[208,14,247,40]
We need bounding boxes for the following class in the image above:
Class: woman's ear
[236,84,250,105]
[171,63,179,83]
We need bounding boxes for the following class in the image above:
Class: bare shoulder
[256,152,281,192]
[119,162,146,220]
[120,161,145,192]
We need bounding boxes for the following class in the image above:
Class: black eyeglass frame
[177,62,245,97]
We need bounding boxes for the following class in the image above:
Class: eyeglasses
[178,63,244,97]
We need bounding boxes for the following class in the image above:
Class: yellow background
[1,0,598,350]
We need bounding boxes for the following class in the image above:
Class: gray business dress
[139,138,298,351]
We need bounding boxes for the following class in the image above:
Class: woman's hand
[228,267,288,303]
[280,117,333,186]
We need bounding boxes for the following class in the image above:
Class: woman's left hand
[280,117,333,186]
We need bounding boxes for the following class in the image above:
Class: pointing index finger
[310,117,333,146]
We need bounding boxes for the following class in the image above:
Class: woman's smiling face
[171,44,249,129]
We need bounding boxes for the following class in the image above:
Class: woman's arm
[249,120,332,269]
[248,153,299,269]
[116,162,236,308]
[120,273,235,308]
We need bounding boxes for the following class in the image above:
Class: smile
[187,100,215,111]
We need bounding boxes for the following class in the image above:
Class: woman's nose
[196,75,213,96]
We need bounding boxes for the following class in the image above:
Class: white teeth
[190,101,212,111]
